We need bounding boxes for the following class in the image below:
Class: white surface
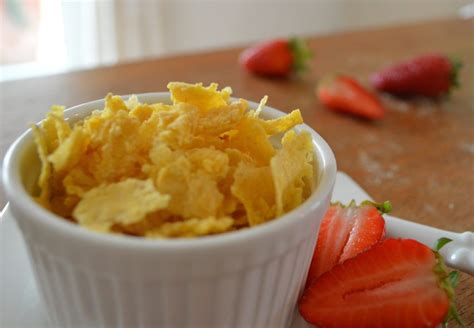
[2,172,473,328]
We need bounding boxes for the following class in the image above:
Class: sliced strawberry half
[317,76,385,120]
[299,238,464,328]
[306,200,390,284]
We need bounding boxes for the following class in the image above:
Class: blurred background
[1,0,472,81]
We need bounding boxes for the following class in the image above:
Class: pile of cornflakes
[32,82,316,238]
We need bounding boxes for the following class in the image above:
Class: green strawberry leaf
[288,37,313,74]
[433,237,466,328]
[444,302,466,328]
[436,237,452,251]
[360,200,392,214]
[448,270,459,288]
[449,57,463,89]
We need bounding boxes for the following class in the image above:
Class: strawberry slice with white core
[307,200,390,284]
[299,238,464,328]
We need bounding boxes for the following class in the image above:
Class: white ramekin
[2,93,336,328]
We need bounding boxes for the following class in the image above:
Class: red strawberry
[306,200,389,284]
[239,37,312,77]
[317,76,385,120]
[371,54,462,97]
[299,238,464,328]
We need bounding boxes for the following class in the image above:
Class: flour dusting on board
[358,151,399,185]
[423,204,442,220]
[459,142,474,155]
[379,94,410,113]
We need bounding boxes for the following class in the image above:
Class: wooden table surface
[1,18,473,326]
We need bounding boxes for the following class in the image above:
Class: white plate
[1,172,472,328]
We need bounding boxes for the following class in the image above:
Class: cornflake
[32,82,317,238]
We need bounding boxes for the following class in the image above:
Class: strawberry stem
[360,200,392,214]
[433,238,466,328]
[331,200,392,214]
[288,37,313,74]
[449,57,463,89]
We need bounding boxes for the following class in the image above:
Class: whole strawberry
[239,38,312,77]
[371,54,462,97]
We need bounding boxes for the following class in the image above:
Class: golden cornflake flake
[32,82,316,238]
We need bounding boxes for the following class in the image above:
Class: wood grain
[1,18,473,326]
